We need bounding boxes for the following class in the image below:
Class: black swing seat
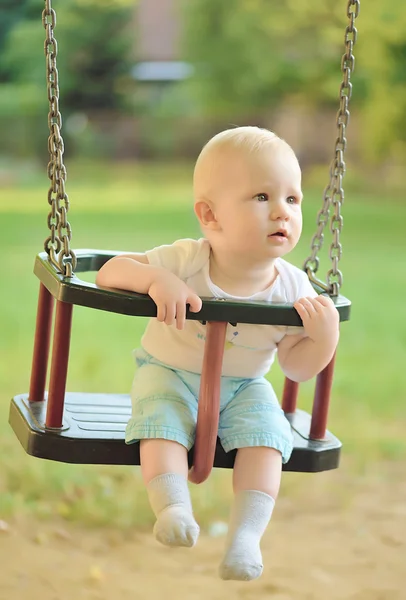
[9,250,350,473]
[10,392,342,472]
[32,250,351,324]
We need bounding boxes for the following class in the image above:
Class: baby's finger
[294,299,310,320]
[315,294,334,308]
[164,303,176,326]
[298,297,317,316]
[156,302,166,323]
[306,296,326,313]
[305,297,319,311]
[187,293,202,313]
[175,302,186,330]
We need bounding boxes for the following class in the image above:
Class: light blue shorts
[125,349,294,464]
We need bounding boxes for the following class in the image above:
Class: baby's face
[199,143,303,263]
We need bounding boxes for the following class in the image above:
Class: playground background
[1,1,405,598]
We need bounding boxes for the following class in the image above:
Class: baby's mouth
[269,230,288,238]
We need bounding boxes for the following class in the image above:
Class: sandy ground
[1,464,405,600]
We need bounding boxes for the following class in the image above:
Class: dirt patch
[1,464,405,600]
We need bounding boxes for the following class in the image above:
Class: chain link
[304,0,360,296]
[42,0,76,276]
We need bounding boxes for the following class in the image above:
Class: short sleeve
[145,238,210,280]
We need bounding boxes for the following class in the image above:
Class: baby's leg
[218,377,293,581]
[127,357,200,548]
[141,439,200,548]
[219,446,281,581]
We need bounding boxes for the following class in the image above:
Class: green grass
[1,160,405,529]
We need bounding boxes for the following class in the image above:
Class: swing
[9,0,359,484]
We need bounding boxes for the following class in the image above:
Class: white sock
[219,490,275,581]
[147,473,200,548]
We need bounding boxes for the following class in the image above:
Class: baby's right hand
[148,269,202,329]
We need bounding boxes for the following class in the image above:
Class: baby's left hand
[293,295,339,345]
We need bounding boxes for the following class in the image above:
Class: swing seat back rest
[34,250,351,324]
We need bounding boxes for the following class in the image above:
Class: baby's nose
[270,200,289,220]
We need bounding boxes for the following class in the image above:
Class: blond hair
[193,126,297,202]
[200,125,296,160]
[193,126,295,188]
[200,126,283,155]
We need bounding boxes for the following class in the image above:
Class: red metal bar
[309,352,337,440]
[189,321,227,484]
[45,300,73,429]
[28,283,55,403]
[281,378,299,413]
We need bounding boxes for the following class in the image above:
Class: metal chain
[304,0,360,296]
[42,0,76,276]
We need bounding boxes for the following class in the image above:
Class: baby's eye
[286,196,297,204]
[255,193,268,202]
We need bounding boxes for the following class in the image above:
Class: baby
[96,126,339,581]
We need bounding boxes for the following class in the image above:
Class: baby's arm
[277,295,340,382]
[96,254,202,329]
[96,253,158,293]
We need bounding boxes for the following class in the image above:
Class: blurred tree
[354,0,406,161]
[182,0,406,163]
[0,0,136,158]
[55,0,136,112]
[1,0,136,112]
[0,0,31,80]
[182,0,349,115]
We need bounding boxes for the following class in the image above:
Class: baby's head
[193,126,303,262]
[193,126,300,200]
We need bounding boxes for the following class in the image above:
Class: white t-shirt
[141,238,317,378]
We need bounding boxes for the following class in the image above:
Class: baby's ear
[194,199,221,230]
